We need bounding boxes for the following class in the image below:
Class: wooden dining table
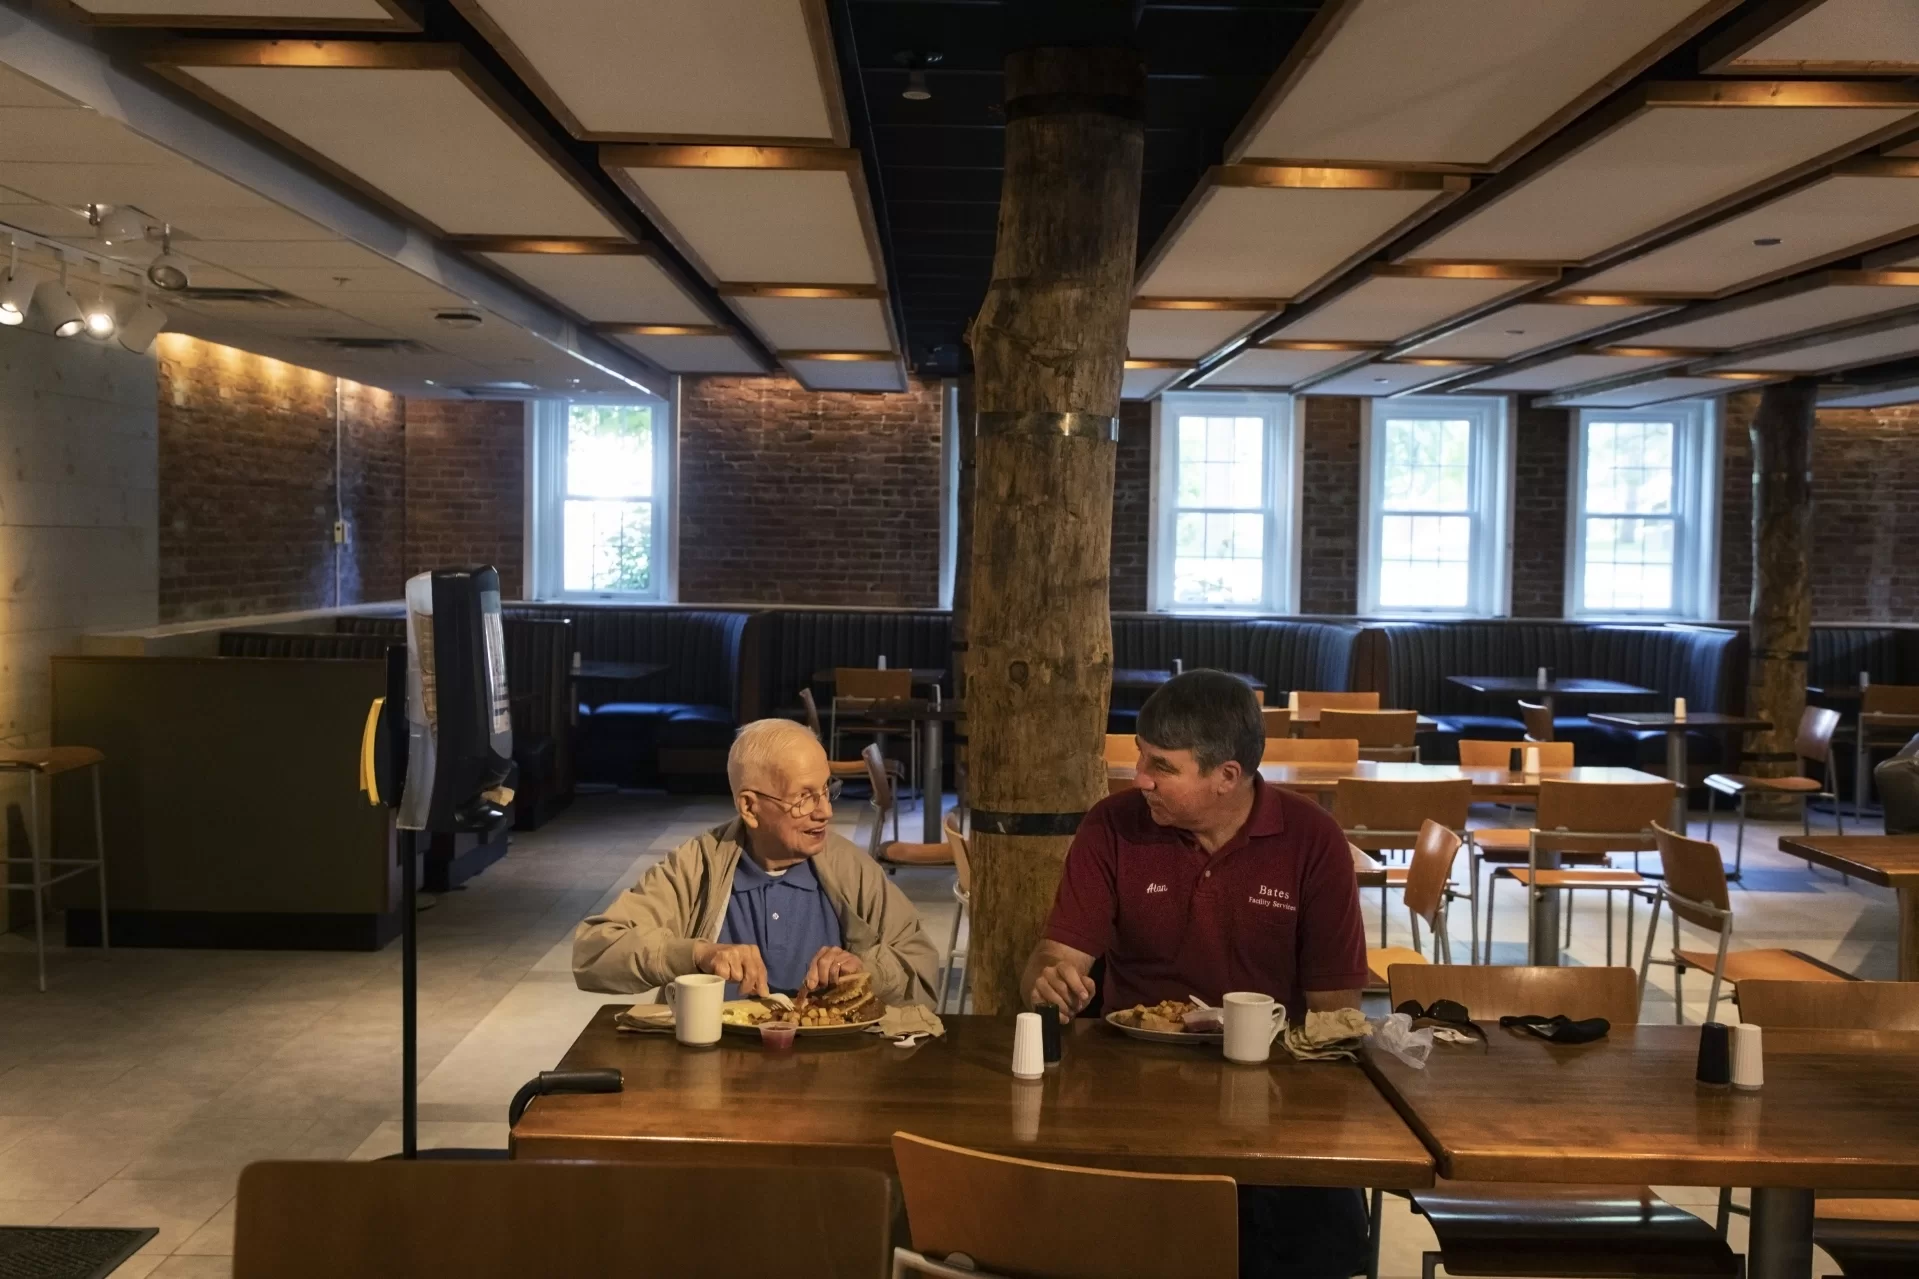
[1284,708,1440,736]
[1777,834,1919,980]
[1109,759,1670,800]
[1363,1023,1919,1279]
[513,1007,1436,1190]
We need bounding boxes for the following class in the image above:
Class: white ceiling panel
[609,331,764,373]
[604,150,878,286]
[1402,298,1670,359]
[68,0,413,25]
[1577,166,1919,296]
[785,354,908,392]
[1122,364,1189,400]
[1195,344,1381,388]
[1307,361,1483,396]
[181,239,398,270]
[0,67,81,110]
[1414,90,1919,264]
[1467,350,1692,391]
[1549,374,1771,407]
[1709,0,1919,74]
[0,109,183,165]
[240,261,466,297]
[160,51,625,237]
[1720,319,1919,374]
[452,0,841,143]
[1630,275,1919,347]
[729,293,891,351]
[1230,0,1723,167]
[478,249,712,324]
[1820,378,1919,408]
[1128,305,1273,360]
[1137,174,1460,299]
[1273,268,1552,343]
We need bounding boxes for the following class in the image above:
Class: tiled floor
[0,789,1891,1278]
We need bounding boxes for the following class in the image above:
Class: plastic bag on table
[1372,1012,1434,1069]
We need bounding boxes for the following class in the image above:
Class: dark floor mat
[0,1226,158,1279]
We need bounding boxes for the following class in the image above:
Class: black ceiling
[831,0,1330,377]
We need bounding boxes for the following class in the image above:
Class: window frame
[1148,391,1301,614]
[527,388,678,603]
[1357,395,1514,618]
[1565,399,1720,621]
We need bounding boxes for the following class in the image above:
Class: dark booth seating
[1368,620,1746,769]
[1107,616,1367,731]
[747,608,955,721]
[1808,625,1919,690]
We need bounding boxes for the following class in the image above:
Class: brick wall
[1297,396,1361,615]
[1717,391,1757,621]
[403,398,525,599]
[1111,400,1152,611]
[1510,403,1572,617]
[678,374,944,606]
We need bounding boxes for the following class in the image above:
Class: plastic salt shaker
[1731,1022,1764,1091]
[1012,1012,1045,1080]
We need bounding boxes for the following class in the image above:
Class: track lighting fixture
[39,262,86,338]
[84,296,118,340]
[95,205,150,248]
[147,227,190,292]
[116,288,168,354]
[0,242,45,326]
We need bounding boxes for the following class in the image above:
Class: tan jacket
[572,819,940,1007]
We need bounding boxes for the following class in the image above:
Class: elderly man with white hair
[573,718,940,1006]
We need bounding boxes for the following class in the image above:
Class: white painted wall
[0,325,158,748]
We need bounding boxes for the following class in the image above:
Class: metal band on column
[976,411,1118,442]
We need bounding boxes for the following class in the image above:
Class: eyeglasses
[743,779,843,818]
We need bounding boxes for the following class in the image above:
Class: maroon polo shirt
[1044,779,1369,1015]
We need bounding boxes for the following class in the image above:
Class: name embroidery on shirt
[1145,882,1169,894]
[1249,884,1296,912]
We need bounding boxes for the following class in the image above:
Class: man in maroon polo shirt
[1021,670,1371,1279]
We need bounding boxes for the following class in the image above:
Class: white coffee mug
[1221,992,1287,1064]
[665,973,725,1046]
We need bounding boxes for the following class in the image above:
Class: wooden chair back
[943,810,972,896]
[1108,776,1134,796]
[1795,705,1842,765]
[863,744,898,819]
[836,667,912,701]
[1104,733,1138,765]
[1863,684,1919,715]
[1332,778,1471,853]
[1403,820,1464,928]
[892,1133,1237,1279]
[1388,964,1640,1025]
[1532,779,1675,853]
[1457,739,1575,769]
[1735,980,1919,1030]
[1262,737,1360,765]
[1260,707,1292,738]
[1308,709,1417,748]
[233,1160,893,1279]
[1252,688,1265,706]
[1296,691,1380,713]
[798,687,826,738]
[1653,823,1732,932]
[1518,700,1554,742]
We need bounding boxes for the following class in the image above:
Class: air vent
[311,337,434,354]
[173,287,321,310]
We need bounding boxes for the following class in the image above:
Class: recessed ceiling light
[1753,237,1782,247]
[1372,377,1390,384]
[1505,328,1526,336]
[423,379,436,386]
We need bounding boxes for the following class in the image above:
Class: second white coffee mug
[665,972,725,1046]
[1221,991,1287,1064]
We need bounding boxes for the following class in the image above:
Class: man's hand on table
[803,946,863,992]
[693,941,769,996]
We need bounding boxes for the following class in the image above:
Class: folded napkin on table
[1282,1007,1372,1062]
[867,1004,946,1040]
[614,1003,675,1033]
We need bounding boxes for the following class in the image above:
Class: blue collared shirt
[717,853,843,997]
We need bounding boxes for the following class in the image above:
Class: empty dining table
[1587,710,1771,835]
[1363,1023,1919,1279]
[1446,674,1658,717]
[1108,759,1670,800]
[1776,834,1919,979]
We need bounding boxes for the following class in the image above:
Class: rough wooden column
[1745,378,1817,815]
[965,45,1144,1014]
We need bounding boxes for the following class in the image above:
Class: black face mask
[1394,998,1486,1043]
[1498,1014,1612,1044]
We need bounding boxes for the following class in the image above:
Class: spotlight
[0,249,46,327]
[97,205,150,248]
[147,227,190,291]
[903,68,931,100]
[896,51,941,101]
[37,265,85,338]
[116,297,168,353]
[84,298,118,340]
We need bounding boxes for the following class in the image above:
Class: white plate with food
[1104,999,1224,1045]
[719,972,886,1037]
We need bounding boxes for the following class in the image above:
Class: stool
[0,747,109,991]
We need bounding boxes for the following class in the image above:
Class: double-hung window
[1150,392,1299,612]
[1567,401,1718,619]
[1359,396,1512,616]
[528,394,675,601]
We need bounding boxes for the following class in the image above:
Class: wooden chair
[1364,821,1468,987]
[799,688,871,781]
[834,666,917,794]
[1308,709,1419,761]
[1332,779,1473,960]
[937,811,973,1014]
[891,1132,1237,1279]
[1380,967,1738,1279]
[1261,737,1360,765]
[1457,739,1575,769]
[1103,733,1137,765]
[1729,980,1919,1271]
[1637,824,1852,1025]
[1482,780,1674,966]
[864,745,954,871]
[233,1159,893,1279]
[1296,690,1380,713]
[1260,706,1291,738]
[1704,705,1843,881]
[1518,699,1554,742]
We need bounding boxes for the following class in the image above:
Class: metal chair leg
[1705,787,1714,841]
[1605,890,1614,966]
[1672,909,1686,1024]
[1716,1186,1733,1238]
[937,905,962,1013]
[1487,871,1501,965]
[1366,1186,1383,1279]
[1733,794,1747,883]
[91,765,109,955]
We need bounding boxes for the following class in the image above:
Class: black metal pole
[401,828,418,1159]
